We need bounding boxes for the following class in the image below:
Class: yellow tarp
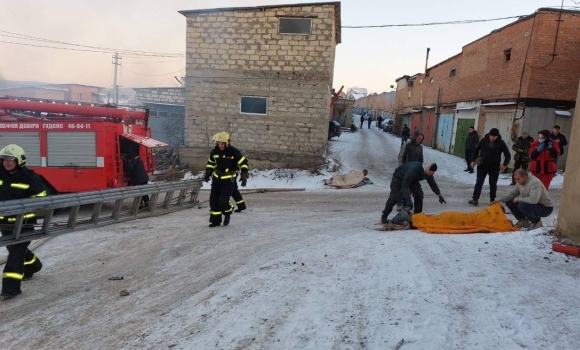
[412,203,519,234]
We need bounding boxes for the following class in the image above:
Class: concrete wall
[0,87,65,100]
[134,88,185,105]
[556,80,580,243]
[182,3,339,169]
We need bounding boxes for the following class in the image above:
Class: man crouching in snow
[381,162,446,224]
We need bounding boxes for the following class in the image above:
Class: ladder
[0,179,202,247]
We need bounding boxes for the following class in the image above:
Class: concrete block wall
[134,88,185,105]
[181,3,339,168]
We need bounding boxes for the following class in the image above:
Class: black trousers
[367,119,371,129]
[505,200,553,223]
[383,178,424,216]
[2,227,43,296]
[209,181,234,224]
[231,180,246,210]
[360,120,364,129]
[472,165,500,201]
[512,159,529,182]
[465,148,475,170]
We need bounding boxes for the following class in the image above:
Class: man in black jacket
[204,132,249,227]
[468,128,511,206]
[464,126,479,173]
[124,154,150,209]
[550,125,568,157]
[360,114,364,129]
[381,162,446,224]
[0,144,47,300]
[400,124,411,147]
[511,131,534,185]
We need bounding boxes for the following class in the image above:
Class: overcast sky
[0,0,576,92]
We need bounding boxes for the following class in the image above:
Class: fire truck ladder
[0,179,202,247]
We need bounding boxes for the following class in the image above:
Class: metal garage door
[0,132,41,166]
[47,132,97,167]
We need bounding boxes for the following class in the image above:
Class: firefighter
[0,144,47,300]
[124,153,150,209]
[204,132,249,227]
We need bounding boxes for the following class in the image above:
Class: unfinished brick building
[393,8,579,168]
[179,2,341,169]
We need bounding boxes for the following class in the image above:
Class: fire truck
[0,97,168,193]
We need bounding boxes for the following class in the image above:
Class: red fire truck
[0,97,168,193]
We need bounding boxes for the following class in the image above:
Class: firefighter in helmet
[204,132,249,227]
[0,144,47,300]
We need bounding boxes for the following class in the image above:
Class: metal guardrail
[0,179,203,247]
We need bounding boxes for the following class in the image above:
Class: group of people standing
[381,123,567,232]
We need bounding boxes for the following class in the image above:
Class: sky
[1,0,578,92]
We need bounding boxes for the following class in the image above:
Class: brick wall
[134,88,185,105]
[354,91,396,114]
[182,3,339,168]
[394,9,580,112]
[0,87,65,100]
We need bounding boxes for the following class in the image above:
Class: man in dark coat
[124,154,150,209]
[398,130,424,165]
[468,128,511,206]
[400,124,411,146]
[464,126,479,173]
[550,125,568,157]
[377,115,383,129]
[360,115,364,129]
[0,144,47,300]
[381,162,446,224]
[511,131,534,185]
[367,115,372,129]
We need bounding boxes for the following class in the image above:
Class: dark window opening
[240,96,268,115]
[429,77,434,84]
[449,68,456,77]
[504,49,512,62]
[278,18,312,35]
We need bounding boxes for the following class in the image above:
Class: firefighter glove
[439,195,447,204]
[203,169,212,182]
[240,173,248,187]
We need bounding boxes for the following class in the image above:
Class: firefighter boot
[223,214,231,226]
[234,203,247,213]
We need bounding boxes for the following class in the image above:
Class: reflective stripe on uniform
[10,183,30,189]
[2,213,36,222]
[237,156,246,165]
[236,200,244,204]
[2,272,24,280]
[210,211,222,215]
[0,180,3,185]
[31,190,47,198]
[224,201,234,213]
[24,255,37,265]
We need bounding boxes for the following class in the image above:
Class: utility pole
[112,52,122,105]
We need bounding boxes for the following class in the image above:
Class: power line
[342,15,526,28]
[121,66,184,77]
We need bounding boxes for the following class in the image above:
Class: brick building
[0,84,103,103]
[354,90,396,120]
[179,2,341,169]
[392,8,579,168]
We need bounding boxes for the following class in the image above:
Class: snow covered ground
[1,126,577,350]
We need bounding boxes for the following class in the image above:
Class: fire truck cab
[0,97,168,193]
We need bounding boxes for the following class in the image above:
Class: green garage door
[454,119,474,159]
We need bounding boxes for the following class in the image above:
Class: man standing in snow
[360,114,364,130]
[464,126,479,173]
[396,130,424,211]
[511,131,533,185]
[491,169,553,230]
[400,124,410,147]
[468,128,511,206]
[377,115,383,130]
[381,162,446,224]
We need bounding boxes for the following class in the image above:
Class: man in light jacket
[491,169,553,230]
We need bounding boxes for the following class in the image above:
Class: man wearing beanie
[381,161,446,224]
[468,128,511,206]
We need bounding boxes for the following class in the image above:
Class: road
[0,127,577,350]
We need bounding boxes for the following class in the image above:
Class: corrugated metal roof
[122,133,168,148]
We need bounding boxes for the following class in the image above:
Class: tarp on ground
[325,170,367,189]
[413,203,519,234]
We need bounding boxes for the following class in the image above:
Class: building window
[240,96,268,115]
[449,68,456,77]
[78,93,83,101]
[504,49,512,62]
[278,18,312,35]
